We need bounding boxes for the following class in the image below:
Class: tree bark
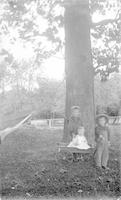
[63,0,95,145]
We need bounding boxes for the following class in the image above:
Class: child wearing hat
[68,106,84,141]
[95,114,111,170]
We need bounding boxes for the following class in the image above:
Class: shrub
[96,105,107,115]
[107,103,120,116]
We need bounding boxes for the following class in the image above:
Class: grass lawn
[0,125,120,199]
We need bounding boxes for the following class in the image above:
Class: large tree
[63,0,95,145]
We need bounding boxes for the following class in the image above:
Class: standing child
[95,114,111,170]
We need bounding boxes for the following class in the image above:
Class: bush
[33,110,64,120]
[96,103,121,116]
[107,103,120,116]
[96,105,107,115]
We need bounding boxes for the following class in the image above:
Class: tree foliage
[1,73,121,121]
[0,0,120,97]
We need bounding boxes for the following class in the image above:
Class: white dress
[68,135,90,149]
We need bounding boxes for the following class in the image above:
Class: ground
[0,125,120,199]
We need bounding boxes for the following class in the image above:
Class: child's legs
[95,143,104,167]
[101,144,109,167]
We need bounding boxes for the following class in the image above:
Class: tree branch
[91,18,117,27]
[91,9,121,28]
[0,114,32,142]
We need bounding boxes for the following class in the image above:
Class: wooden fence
[31,116,121,129]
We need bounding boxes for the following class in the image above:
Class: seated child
[68,126,91,149]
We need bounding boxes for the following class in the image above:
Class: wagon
[56,142,95,164]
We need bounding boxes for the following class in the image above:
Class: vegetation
[1,73,121,129]
[0,0,120,123]
[0,0,120,88]
[0,126,120,198]
[0,1,120,197]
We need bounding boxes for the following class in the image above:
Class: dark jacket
[95,125,110,144]
[68,115,83,138]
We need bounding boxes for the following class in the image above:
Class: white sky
[42,56,65,80]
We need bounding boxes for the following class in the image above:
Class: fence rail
[31,116,121,129]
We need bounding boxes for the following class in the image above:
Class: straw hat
[96,114,109,124]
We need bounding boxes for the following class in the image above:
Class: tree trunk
[63,0,95,145]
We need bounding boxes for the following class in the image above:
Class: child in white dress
[68,126,90,149]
